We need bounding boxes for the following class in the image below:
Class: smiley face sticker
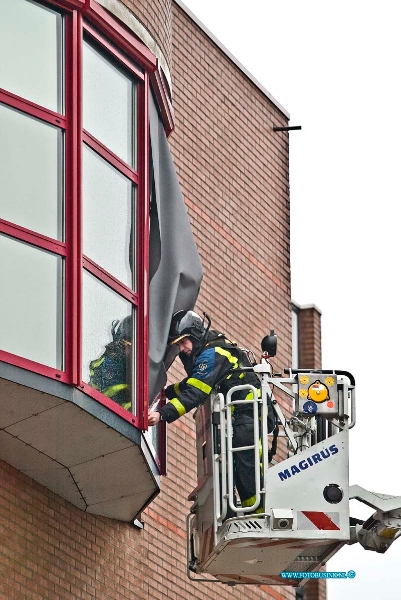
[307,380,330,403]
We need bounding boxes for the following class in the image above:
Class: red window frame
[0,0,172,431]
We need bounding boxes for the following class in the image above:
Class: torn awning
[148,93,203,403]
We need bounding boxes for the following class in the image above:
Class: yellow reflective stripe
[242,495,257,508]
[121,401,132,411]
[245,388,262,400]
[174,382,180,395]
[215,347,238,367]
[103,383,128,398]
[91,357,104,369]
[187,378,212,395]
[239,373,244,379]
[170,398,186,417]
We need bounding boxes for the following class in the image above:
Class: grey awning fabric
[148,94,203,403]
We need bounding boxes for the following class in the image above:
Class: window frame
[79,21,148,427]
[0,1,70,382]
[0,0,172,432]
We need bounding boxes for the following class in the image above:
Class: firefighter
[89,315,132,410]
[148,310,275,512]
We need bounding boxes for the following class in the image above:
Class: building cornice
[96,0,172,92]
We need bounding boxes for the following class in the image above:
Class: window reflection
[83,144,135,289]
[83,270,136,412]
[83,39,137,168]
[0,234,64,369]
[0,103,64,240]
[0,0,64,113]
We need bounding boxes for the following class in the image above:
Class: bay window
[0,0,163,430]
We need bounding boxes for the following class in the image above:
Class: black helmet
[111,315,132,342]
[168,310,207,345]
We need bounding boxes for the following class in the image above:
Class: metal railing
[212,365,356,529]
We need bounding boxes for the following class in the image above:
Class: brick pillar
[298,305,322,370]
[297,304,326,600]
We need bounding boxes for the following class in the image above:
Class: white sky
[180,1,401,598]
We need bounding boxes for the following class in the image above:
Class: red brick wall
[304,578,327,600]
[0,461,148,599]
[170,6,291,355]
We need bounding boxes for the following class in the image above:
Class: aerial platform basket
[186,356,401,586]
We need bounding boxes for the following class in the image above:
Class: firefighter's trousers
[232,412,262,509]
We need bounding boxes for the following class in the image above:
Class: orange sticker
[327,401,334,408]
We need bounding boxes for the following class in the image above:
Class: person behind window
[148,310,274,513]
[89,315,132,410]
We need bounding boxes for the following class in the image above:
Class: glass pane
[0,234,64,369]
[0,0,64,113]
[0,103,64,240]
[147,395,162,451]
[83,144,135,289]
[83,39,136,167]
[83,270,136,413]
[149,427,159,452]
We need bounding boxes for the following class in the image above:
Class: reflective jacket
[158,331,272,427]
[89,340,131,410]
